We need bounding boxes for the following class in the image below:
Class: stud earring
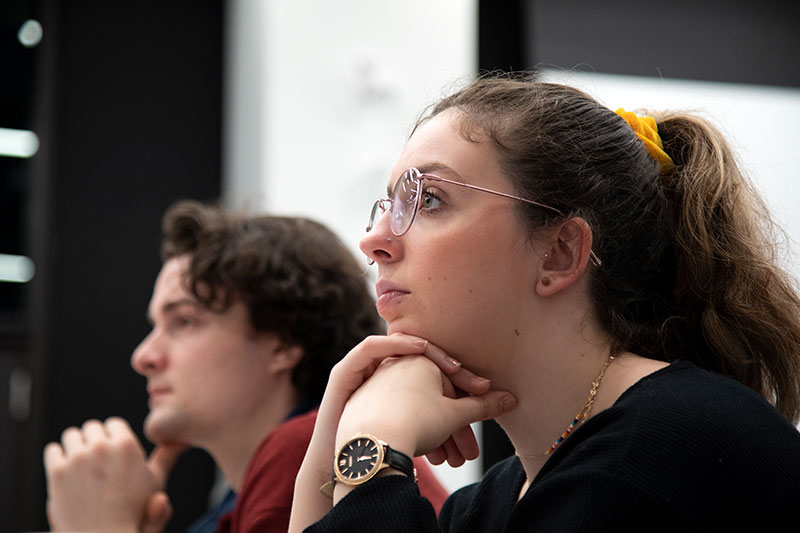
[387,237,392,243]
[541,276,551,286]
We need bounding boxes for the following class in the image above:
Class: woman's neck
[498,349,670,489]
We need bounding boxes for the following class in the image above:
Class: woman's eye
[420,191,443,210]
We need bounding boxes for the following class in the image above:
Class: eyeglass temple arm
[419,173,563,216]
[419,174,602,267]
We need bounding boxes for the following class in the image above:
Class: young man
[43,200,448,532]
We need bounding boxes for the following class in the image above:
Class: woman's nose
[360,208,401,265]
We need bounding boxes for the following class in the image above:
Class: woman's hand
[289,334,516,532]
[336,354,515,466]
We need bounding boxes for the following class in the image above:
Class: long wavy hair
[419,75,800,423]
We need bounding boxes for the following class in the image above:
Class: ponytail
[656,113,800,423]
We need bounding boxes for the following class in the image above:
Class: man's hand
[43,417,185,532]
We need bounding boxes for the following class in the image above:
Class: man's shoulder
[270,408,318,440]
[236,408,320,509]
[256,408,318,461]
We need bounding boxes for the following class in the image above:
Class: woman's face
[360,109,542,370]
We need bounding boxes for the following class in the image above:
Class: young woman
[290,75,800,531]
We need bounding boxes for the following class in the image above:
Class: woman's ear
[537,217,595,296]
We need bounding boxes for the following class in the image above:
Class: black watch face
[336,436,383,483]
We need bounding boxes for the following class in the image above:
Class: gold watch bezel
[333,433,387,486]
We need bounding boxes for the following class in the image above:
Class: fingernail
[413,339,428,349]
[447,357,461,368]
[502,394,517,411]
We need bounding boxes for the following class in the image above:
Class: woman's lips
[375,281,410,315]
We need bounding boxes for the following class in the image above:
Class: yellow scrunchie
[615,108,675,174]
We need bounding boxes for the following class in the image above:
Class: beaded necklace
[516,355,615,459]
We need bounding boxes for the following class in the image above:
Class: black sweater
[307,361,800,531]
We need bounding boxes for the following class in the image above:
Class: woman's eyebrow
[387,162,466,196]
[417,162,466,182]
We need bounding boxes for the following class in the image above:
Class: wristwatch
[320,433,416,497]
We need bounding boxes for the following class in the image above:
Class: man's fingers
[43,442,66,476]
[102,417,149,466]
[104,416,135,437]
[147,444,188,488]
[104,417,140,446]
[142,491,173,533]
[59,427,84,457]
[81,419,107,448]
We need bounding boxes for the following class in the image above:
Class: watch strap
[383,445,415,480]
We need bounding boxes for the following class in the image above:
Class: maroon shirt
[218,409,449,532]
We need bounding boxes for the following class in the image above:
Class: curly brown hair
[160,200,384,403]
[421,74,800,423]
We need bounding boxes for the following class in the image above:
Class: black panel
[479,0,527,73]
[481,419,515,474]
[528,0,800,87]
[0,1,36,319]
[8,1,224,531]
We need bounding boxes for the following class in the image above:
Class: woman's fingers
[439,436,466,467]
[424,446,447,466]
[319,334,438,440]
[450,425,480,462]
[424,341,491,396]
[332,334,492,401]
[450,391,517,429]
[335,334,428,372]
[439,368,484,463]
[420,340,463,376]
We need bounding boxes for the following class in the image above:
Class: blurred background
[1,0,798,530]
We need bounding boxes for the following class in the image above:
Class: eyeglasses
[366,167,602,267]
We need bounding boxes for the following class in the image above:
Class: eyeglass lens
[391,170,418,235]
[367,170,420,235]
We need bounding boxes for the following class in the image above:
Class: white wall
[224,0,478,261]
[223,0,480,494]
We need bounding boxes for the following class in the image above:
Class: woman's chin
[386,320,427,339]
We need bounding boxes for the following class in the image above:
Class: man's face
[131,256,278,445]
